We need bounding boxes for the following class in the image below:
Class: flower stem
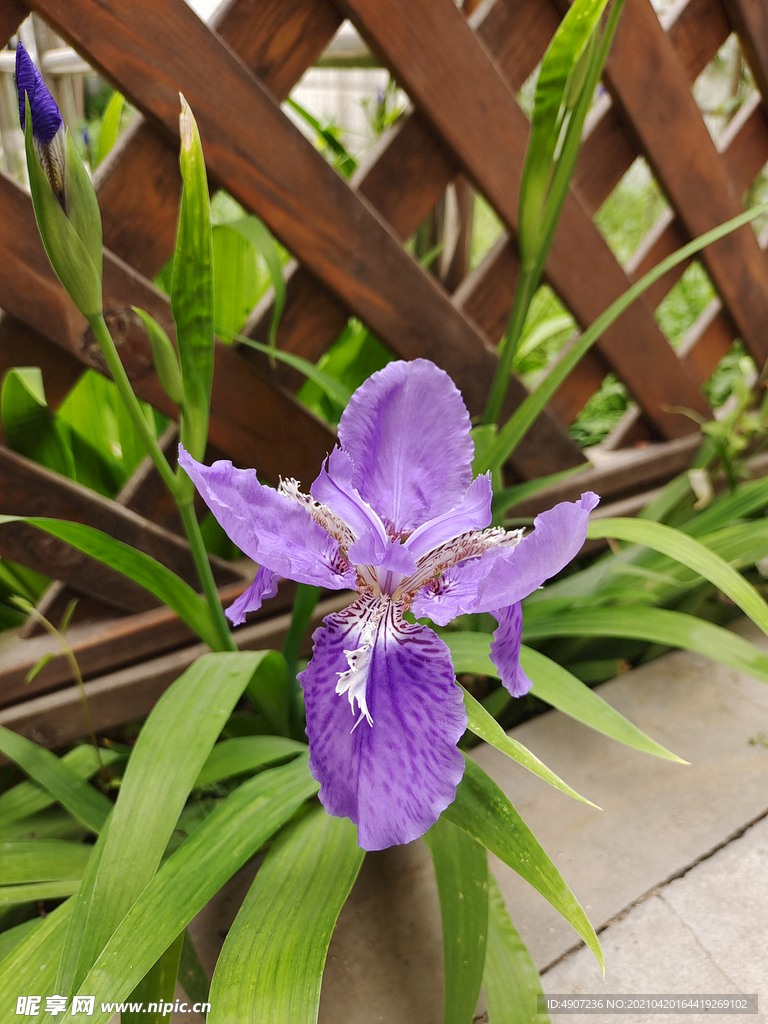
[87,314,179,497]
[87,313,235,653]
[178,500,237,652]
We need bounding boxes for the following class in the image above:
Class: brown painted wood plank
[339,0,709,437]
[20,424,184,639]
[0,445,241,610]
[603,0,768,366]
[510,433,703,517]
[244,0,558,361]
[0,314,82,415]
[457,0,728,431]
[573,0,729,213]
[0,170,336,485]
[0,593,352,752]
[25,0,585,480]
[724,0,768,103]
[0,0,27,44]
[0,581,242,707]
[0,575,303,708]
[95,0,342,278]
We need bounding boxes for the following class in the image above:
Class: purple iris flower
[16,42,66,204]
[179,360,598,850]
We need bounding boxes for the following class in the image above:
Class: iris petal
[178,446,355,592]
[405,472,493,561]
[337,360,474,535]
[300,596,467,850]
[411,492,599,623]
[489,602,533,697]
[226,566,280,626]
[16,43,63,145]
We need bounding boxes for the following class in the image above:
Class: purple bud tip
[16,41,63,145]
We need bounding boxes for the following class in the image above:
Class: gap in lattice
[692,33,756,144]
[594,156,669,265]
[296,316,395,428]
[568,373,631,449]
[743,158,768,239]
[514,285,576,385]
[704,339,756,410]
[286,62,407,162]
[655,259,717,347]
[470,194,505,270]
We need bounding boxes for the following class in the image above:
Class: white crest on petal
[278,476,356,550]
[402,526,523,598]
[335,613,382,731]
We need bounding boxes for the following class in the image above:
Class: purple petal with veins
[300,596,467,850]
[337,359,474,535]
[412,493,599,623]
[226,566,280,626]
[405,472,493,560]
[178,446,355,592]
[489,602,533,697]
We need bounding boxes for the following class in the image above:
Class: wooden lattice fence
[1,0,768,745]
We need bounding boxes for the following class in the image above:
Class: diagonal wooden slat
[0,581,247,708]
[23,0,587,482]
[603,0,768,366]
[0,313,83,415]
[0,445,241,612]
[19,425,183,638]
[0,170,335,486]
[724,0,768,103]
[456,0,731,432]
[242,0,551,359]
[95,0,343,278]
[455,0,761,435]
[339,0,711,438]
[240,0,585,479]
[0,0,27,44]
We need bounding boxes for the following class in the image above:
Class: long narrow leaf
[0,879,80,906]
[96,91,126,165]
[195,736,305,787]
[445,632,681,760]
[484,874,547,1024]
[522,607,768,685]
[521,646,685,761]
[0,747,121,831]
[0,841,92,883]
[587,517,768,637]
[463,689,599,806]
[444,756,603,970]
[208,806,362,1024]
[0,918,42,963]
[425,816,488,1024]
[63,758,318,1023]
[65,652,270,993]
[0,899,73,1016]
[0,728,111,833]
[0,516,220,649]
[229,216,287,355]
[221,326,352,406]
[477,201,768,472]
[518,0,609,265]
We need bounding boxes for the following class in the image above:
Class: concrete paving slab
[541,893,748,1024]
[474,628,768,969]
[659,816,768,998]
[541,816,768,1024]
